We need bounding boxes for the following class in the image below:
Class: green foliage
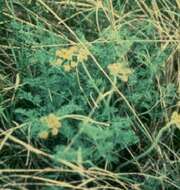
[0,0,179,189]
[54,117,139,165]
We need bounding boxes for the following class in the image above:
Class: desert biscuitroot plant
[0,0,179,189]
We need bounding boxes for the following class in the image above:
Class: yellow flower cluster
[52,45,89,72]
[77,48,89,62]
[38,113,61,139]
[107,63,133,82]
[56,46,77,60]
[171,111,180,126]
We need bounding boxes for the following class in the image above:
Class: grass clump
[0,0,179,189]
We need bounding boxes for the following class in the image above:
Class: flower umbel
[77,48,89,62]
[52,45,90,72]
[108,63,133,82]
[56,48,73,60]
[39,113,61,139]
[38,131,49,140]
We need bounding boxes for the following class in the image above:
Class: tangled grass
[0,0,180,189]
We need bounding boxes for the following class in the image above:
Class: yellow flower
[68,46,78,54]
[70,61,78,68]
[107,63,133,82]
[46,113,61,129]
[40,113,61,138]
[63,64,71,72]
[38,131,49,140]
[55,46,89,65]
[78,49,89,62]
[41,113,61,129]
[53,58,63,66]
[171,111,180,125]
[56,49,65,57]
[107,63,120,75]
[56,49,72,60]
[51,128,59,136]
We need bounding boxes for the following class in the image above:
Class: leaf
[56,102,83,116]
